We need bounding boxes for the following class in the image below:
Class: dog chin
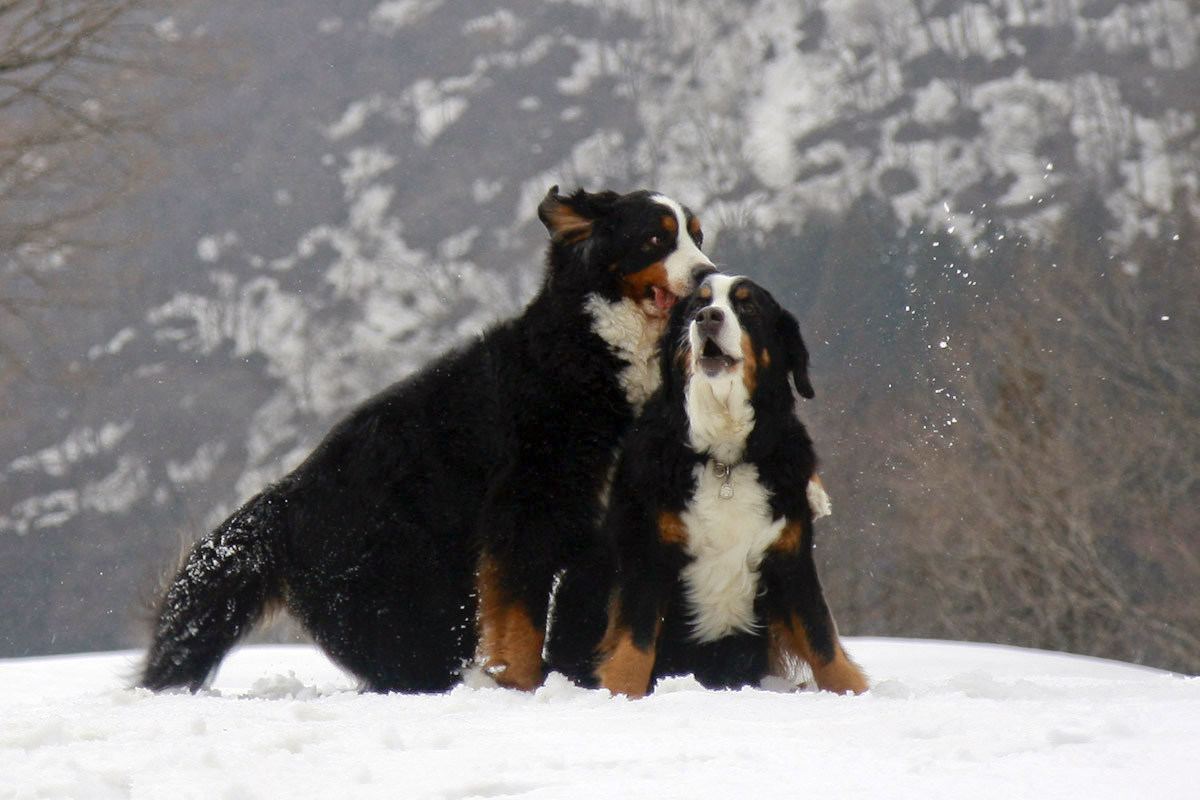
[695,337,740,378]
[696,355,739,378]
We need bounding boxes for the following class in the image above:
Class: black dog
[594,274,867,697]
[140,187,713,693]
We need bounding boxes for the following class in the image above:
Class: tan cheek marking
[740,330,758,394]
[475,555,545,691]
[621,262,668,303]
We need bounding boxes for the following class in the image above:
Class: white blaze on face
[652,194,713,299]
[688,274,744,375]
[678,275,782,642]
[685,274,754,464]
[587,194,713,412]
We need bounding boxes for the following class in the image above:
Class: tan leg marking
[768,519,805,556]
[658,511,689,547]
[595,598,659,698]
[768,617,868,695]
[476,555,545,691]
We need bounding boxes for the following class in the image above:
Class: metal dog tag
[713,461,735,499]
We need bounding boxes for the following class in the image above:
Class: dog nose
[696,306,724,335]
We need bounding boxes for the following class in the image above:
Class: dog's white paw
[807,475,832,520]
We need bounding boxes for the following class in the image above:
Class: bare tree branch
[0,0,211,382]
[887,203,1200,673]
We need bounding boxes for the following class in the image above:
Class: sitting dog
[594,274,868,697]
[140,187,713,693]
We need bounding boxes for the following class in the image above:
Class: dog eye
[692,230,704,247]
[642,234,665,252]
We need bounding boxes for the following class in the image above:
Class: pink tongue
[653,286,677,311]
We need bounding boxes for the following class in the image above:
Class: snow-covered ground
[2,638,1196,799]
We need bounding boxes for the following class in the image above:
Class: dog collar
[712,460,737,499]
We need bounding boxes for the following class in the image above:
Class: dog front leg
[594,590,661,698]
[768,615,868,695]
[475,553,547,691]
[763,520,868,695]
[595,506,686,697]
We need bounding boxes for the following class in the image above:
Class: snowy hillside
[2,638,1196,799]
[2,0,1197,665]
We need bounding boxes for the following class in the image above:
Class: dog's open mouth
[697,337,739,377]
[650,285,679,313]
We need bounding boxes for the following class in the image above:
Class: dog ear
[777,308,815,399]
[537,186,619,244]
[659,296,696,400]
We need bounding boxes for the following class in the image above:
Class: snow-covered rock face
[1,640,1194,799]
[3,0,1197,658]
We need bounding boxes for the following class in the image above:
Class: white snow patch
[0,490,79,535]
[1,640,1195,799]
[369,0,444,35]
[338,146,398,199]
[87,327,137,361]
[325,94,385,141]
[196,231,239,263]
[471,178,503,204]
[166,442,228,485]
[462,8,523,45]
[8,422,134,477]
[407,79,469,145]
[316,16,343,35]
[80,455,149,515]
[557,38,608,95]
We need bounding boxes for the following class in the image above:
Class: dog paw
[807,475,832,520]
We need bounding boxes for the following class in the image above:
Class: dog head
[538,186,713,318]
[665,274,813,453]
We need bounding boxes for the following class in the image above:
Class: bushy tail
[140,492,284,692]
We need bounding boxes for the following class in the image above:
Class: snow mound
[0,638,1196,799]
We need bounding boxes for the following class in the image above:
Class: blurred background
[1,0,1196,673]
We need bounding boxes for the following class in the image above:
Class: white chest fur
[585,294,664,413]
[684,373,755,465]
[679,461,784,642]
